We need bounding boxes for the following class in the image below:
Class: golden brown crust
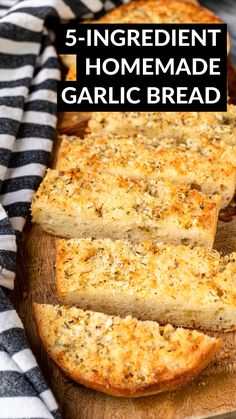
[97,0,223,25]
[51,341,220,397]
[34,303,221,397]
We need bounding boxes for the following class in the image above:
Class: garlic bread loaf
[34,303,221,397]
[56,238,236,332]
[57,134,236,209]
[88,106,236,166]
[31,169,221,247]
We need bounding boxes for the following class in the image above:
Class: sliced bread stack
[32,105,236,397]
[33,0,236,397]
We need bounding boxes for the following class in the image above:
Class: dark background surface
[200,0,236,66]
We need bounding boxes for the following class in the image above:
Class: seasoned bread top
[57,238,236,307]
[97,0,222,24]
[34,303,220,396]
[57,134,235,187]
[32,168,221,232]
[89,106,236,139]
[88,106,236,166]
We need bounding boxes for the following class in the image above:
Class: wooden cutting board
[12,61,236,419]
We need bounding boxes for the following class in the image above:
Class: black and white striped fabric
[0,1,128,418]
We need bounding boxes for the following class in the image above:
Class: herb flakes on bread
[31,168,221,248]
[88,106,236,167]
[56,238,236,332]
[34,303,221,397]
[57,134,236,209]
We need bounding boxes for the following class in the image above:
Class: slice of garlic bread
[57,134,236,209]
[31,169,221,248]
[34,303,220,397]
[88,106,236,166]
[56,238,236,332]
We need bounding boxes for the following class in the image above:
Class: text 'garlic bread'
[57,134,236,209]
[34,303,221,397]
[31,169,221,248]
[56,238,236,332]
[88,106,236,166]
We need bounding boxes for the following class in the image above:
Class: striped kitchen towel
[0,1,128,418]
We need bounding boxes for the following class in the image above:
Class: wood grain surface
[12,62,236,419]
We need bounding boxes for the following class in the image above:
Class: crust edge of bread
[34,303,221,397]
